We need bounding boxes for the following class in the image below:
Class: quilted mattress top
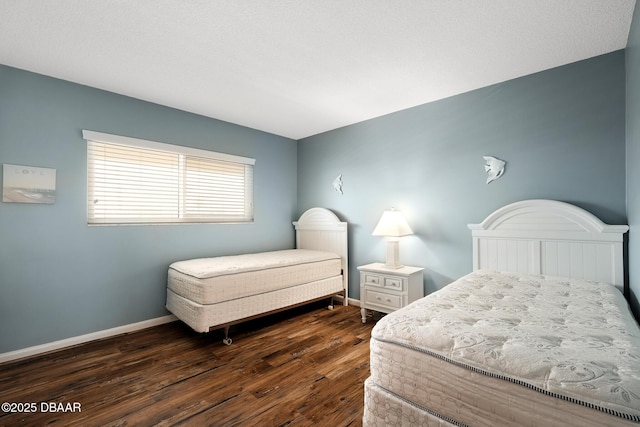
[372,270,640,421]
[169,249,340,279]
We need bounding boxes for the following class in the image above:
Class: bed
[364,199,639,426]
[165,207,348,344]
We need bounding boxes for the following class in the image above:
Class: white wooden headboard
[467,199,628,291]
[293,207,348,304]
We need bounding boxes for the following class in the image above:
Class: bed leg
[222,326,232,345]
[328,296,334,310]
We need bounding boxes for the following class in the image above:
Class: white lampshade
[372,209,413,269]
[372,210,413,237]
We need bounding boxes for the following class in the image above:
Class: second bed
[166,207,348,344]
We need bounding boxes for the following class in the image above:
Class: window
[83,130,254,225]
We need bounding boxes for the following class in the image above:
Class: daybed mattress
[166,275,343,333]
[366,270,640,426]
[168,249,341,304]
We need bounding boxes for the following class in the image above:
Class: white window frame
[83,130,255,225]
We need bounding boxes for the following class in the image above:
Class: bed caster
[327,305,334,310]
[222,326,232,345]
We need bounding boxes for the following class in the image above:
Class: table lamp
[372,208,413,269]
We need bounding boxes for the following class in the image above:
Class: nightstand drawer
[365,289,402,310]
[384,277,403,290]
[364,273,383,286]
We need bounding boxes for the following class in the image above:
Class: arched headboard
[467,200,629,291]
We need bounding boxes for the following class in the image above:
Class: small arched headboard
[467,200,629,291]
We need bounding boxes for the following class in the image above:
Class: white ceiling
[0,1,636,140]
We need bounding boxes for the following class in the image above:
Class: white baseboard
[1,299,362,364]
[0,314,177,364]
[348,297,361,307]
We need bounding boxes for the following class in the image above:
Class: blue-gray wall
[0,65,298,353]
[298,51,627,301]
[1,43,634,355]
[627,2,640,320]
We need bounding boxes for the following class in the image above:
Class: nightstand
[358,263,424,323]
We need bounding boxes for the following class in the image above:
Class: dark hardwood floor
[0,302,375,426]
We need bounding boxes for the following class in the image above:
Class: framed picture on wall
[2,164,57,204]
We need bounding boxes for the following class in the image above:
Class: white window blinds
[83,130,254,225]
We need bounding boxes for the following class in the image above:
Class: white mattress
[166,275,344,333]
[367,270,640,426]
[364,377,456,427]
[168,249,341,304]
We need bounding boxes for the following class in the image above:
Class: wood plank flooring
[0,302,375,427]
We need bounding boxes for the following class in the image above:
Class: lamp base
[382,263,405,269]
[384,239,404,269]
